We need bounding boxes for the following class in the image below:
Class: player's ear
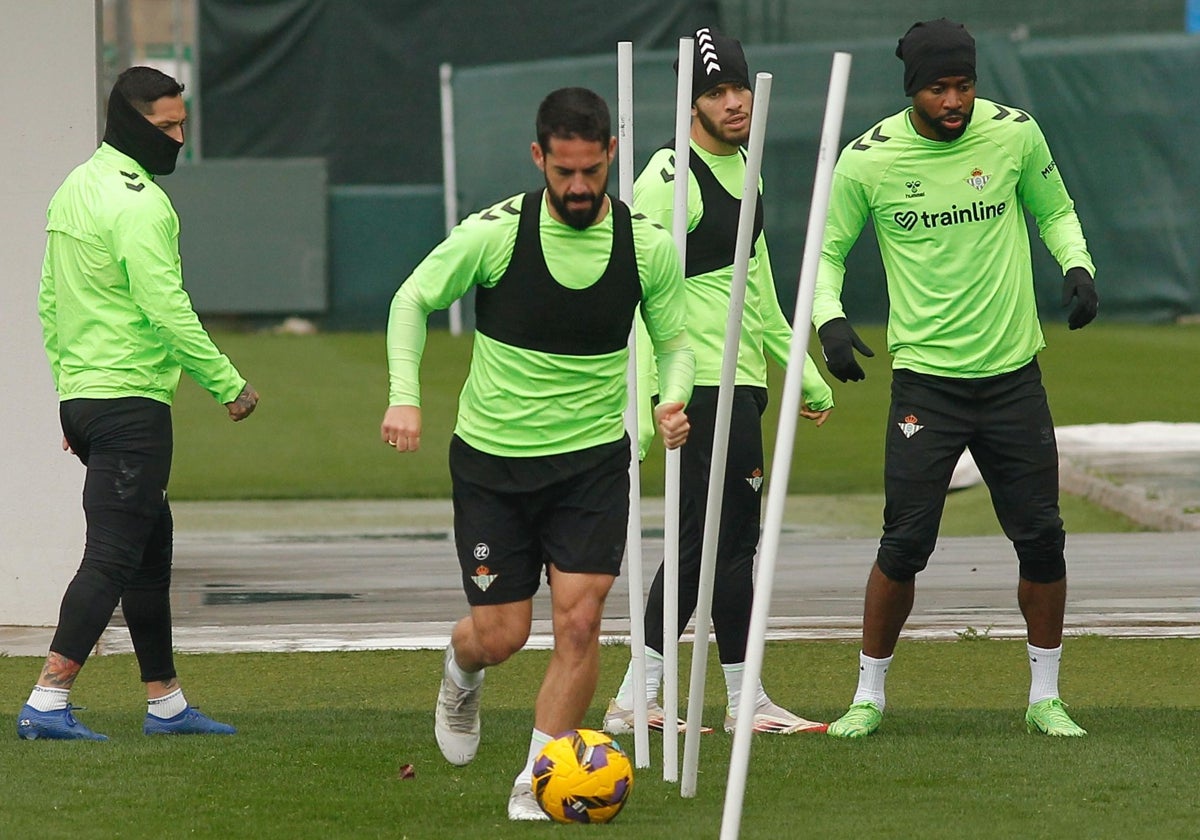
[607,135,617,163]
[531,140,545,171]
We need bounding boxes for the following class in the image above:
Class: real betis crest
[898,414,924,439]
[472,564,498,592]
[745,468,764,492]
[965,167,991,191]
[471,543,497,591]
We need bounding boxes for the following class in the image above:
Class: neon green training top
[386,190,694,458]
[38,143,245,405]
[635,142,834,406]
[813,97,1095,378]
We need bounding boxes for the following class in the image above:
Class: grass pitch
[3,638,1197,839]
[167,322,1197,534]
[16,325,1196,836]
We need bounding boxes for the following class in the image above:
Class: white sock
[722,663,772,715]
[614,648,663,709]
[514,728,553,786]
[27,685,69,712]
[447,643,484,690]
[722,662,744,711]
[147,688,188,719]
[1027,643,1063,704]
[852,651,892,711]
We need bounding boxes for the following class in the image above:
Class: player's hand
[818,317,874,382]
[381,405,422,452]
[653,401,689,450]
[1062,267,1098,330]
[799,403,832,428]
[61,436,73,453]
[226,383,259,421]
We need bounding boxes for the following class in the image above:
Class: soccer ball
[532,728,633,824]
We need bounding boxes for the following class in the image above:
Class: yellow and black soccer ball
[532,728,634,824]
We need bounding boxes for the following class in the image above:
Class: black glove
[1062,267,1098,330]
[817,317,874,382]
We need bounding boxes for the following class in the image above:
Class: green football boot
[1025,698,1087,737]
[826,701,883,738]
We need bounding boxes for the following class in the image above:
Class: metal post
[681,71,774,798]
[719,53,852,840]
[440,63,463,335]
[616,40,650,768]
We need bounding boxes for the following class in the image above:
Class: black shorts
[449,435,631,606]
[878,359,1064,577]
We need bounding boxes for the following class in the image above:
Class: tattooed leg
[37,652,83,690]
[146,677,181,700]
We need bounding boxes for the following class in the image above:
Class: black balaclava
[895,18,976,96]
[102,82,184,175]
[677,27,751,102]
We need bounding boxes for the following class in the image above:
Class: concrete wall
[0,1,98,627]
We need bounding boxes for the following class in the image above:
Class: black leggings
[51,397,177,683]
[643,386,768,665]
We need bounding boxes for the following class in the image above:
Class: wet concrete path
[3,497,1195,657]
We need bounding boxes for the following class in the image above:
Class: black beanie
[676,27,750,103]
[895,18,976,96]
[102,80,184,176]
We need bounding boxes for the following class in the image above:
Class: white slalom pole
[681,71,773,798]
[662,35,693,784]
[719,52,852,840]
[617,40,650,769]
[439,62,463,336]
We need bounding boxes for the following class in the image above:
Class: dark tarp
[722,0,1184,44]
[199,0,719,184]
[450,34,1200,323]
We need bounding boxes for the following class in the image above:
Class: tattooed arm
[225,383,259,421]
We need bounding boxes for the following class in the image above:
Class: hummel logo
[660,153,677,184]
[120,170,139,180]
[115,458,142,499]
[852,125,892,151]
[480,199,519,221]
[632,211,665,231]
[696,28,721,75]
[125,182,145,192]
[991,104,1030,123]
